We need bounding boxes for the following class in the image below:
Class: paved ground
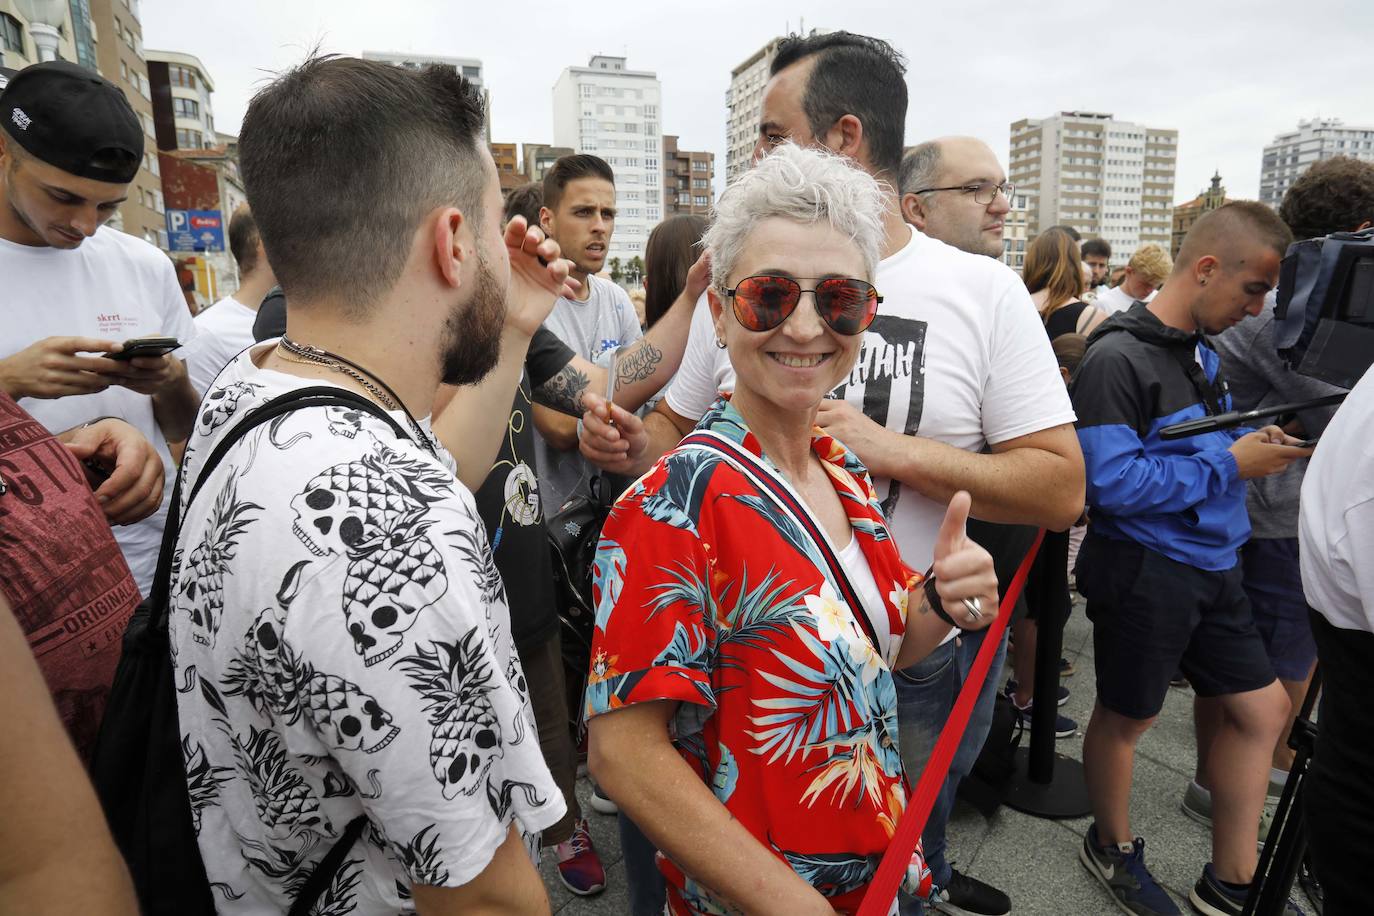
[538,595,1274,914]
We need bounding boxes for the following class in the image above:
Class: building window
[580,84,593,98]
[173,97,200,119]
[693,178,708,189]
[624,122,639,133]
[169,65,197,89]
[176,128,203,148]
[462,65,480,78]
[0,13,22,54]
[693,159,709,171]
[647,207,660,220]
[694,195,709,206]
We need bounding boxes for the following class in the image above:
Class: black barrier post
[1003,568,1091,819]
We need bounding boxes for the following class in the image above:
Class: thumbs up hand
[928,491,999,632]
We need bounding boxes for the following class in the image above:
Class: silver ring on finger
[962,596,983,622]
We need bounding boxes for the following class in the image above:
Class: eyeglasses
[912,180,1015,206]
[725,275,882,336]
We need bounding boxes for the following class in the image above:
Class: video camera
[1274,226,1374,390]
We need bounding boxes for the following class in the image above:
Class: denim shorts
[1077,533,1276,719]
[1240,538,1318,681]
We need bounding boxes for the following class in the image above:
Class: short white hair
[704,143,887,290]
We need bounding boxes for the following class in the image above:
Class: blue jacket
[1071,304,1248,571]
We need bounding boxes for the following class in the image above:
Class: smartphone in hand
[106,337,182,361]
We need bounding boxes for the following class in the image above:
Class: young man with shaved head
[1073,203,1311,916]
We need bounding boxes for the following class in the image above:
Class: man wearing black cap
[0,61,200,594]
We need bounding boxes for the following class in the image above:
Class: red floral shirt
[587,397,926,914]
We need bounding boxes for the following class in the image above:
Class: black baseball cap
[1,60,143,184]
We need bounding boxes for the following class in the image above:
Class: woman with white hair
[583,144,999,915]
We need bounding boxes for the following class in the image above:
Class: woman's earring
[715,337,727,349]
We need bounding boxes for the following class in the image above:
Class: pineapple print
[395,825,450,886]
[342,514,448,666]
[231,725,329,841]
[395,628,503,800]
[296,660,401,754]
[289,443,453,560]
[182,735,234,834]
[180,478,263,647]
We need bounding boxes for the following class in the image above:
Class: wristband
[922,565,963,630]
[81,416,122,429]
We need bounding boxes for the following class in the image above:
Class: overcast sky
[142,0,1374,205]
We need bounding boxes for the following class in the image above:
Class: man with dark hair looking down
[0,61,201,595]
[171,55,577,914]
[579,30,1083,916]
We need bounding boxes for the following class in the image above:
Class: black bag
[90,387,409,916]
[546,356,620,735]
[955,691,1024,816]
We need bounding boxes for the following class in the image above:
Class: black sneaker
[1007,691,1078,738]
[1005,679,1070,707]
[1079,825,1180,915]
[1189,863,1305,916]
[931,868,1010,916]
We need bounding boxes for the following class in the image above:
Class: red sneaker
[555,818,606,896]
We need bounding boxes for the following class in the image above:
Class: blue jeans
[894,626,1009,911]
[619,812,667,915]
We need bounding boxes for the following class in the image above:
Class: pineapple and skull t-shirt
[169,347,564,913]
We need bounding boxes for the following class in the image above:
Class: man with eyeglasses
[578,31,1082,916]
[899,137,1014,260]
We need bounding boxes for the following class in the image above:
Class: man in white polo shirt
[579,31,1082,916]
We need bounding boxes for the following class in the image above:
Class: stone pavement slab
[545,596,1233,914]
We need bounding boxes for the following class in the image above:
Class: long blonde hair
[1023,229,1085,321]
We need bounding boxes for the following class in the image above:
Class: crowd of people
[2,27,1372,916]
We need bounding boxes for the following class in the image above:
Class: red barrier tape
[857,528,1046,916]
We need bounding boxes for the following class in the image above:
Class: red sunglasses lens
[733,276,799,331]
[816,279,879,334]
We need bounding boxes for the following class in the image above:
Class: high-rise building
[145,49,216,151]
[361,51,491,140]
[1009,110,1177,259]
[89,0,165,248]
[522,143,574,184]
[724,29,828,185]
[552,54,662,262]
[663,135,713,216]
[1001,189,1035,273]
[1258,118,1374,209]
[1172,172,1232,257]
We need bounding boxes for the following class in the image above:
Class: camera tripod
[1242,667,1322,916]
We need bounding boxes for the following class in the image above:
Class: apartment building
[663,135,713,216]
[551,54,663,261]
[1009,110,1177,258]
[1259,118,1374,209]
[1172,172,1232,257]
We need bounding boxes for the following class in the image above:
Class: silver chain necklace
[275,337,433,450]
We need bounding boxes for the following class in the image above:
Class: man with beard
[170,57,576,913]
[533,154,643,514]
[1073,203,1310,916]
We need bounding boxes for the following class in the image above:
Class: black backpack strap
[287,815,369,916]
[1167,338,1226,417]
[148,386,413,630]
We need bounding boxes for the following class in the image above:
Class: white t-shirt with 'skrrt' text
[0,227,199,594]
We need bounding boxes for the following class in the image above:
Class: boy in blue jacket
[1071,203,1311,916]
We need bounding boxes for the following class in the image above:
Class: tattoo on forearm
[534,364,590,415]
[615,340,664,391]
